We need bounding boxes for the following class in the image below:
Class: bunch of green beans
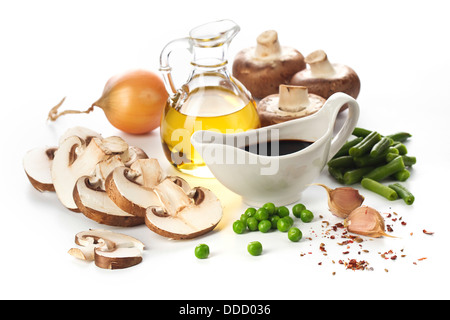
[327,127,415,204]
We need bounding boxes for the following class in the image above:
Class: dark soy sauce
[243,139,314,156]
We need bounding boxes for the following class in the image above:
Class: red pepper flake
[418,257,427,261]
[401,221,407,226]
[423,230,434,235]
[346,259,371,271]
[387,225,394,232]
[342,251,350,254]
[391,255,397,260]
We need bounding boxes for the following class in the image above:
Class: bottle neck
[191,45,228,69]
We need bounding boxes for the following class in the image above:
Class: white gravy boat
[191,92,360,206]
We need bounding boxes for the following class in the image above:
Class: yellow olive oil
[161,86,260,177]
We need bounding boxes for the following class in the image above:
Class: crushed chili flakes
[423,230,434,235]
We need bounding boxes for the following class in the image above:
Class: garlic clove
[344,206,396,238]
[314,184,364,218]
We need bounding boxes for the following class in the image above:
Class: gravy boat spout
[191,92,360,206]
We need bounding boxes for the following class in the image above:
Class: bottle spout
[189,19,240,47]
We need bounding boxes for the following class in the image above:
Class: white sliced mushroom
[52,136,113,211]
[68,229,144,269]
[122,146,149,167]
[105,159,164,217]
[145,180,223,239]
[73,156,145,227]
[23,146,57,192]
[58,126,103,146]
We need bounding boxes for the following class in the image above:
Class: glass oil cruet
[159,19,260,178]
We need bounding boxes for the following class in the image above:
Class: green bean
[386,154,416,166]
[387,132,412,142]
[392,142,408,155]
[352,127,373,138]
[370,136,393,158]
[363,156,405,181]
[327,156,355,168]
[328,167,344,183]
[387,147,400,155]
[361,178,398,201]
[349,131,382,157]
[343,167,374,185]
[393,169,410,182]
[388,183,415,205]
[402,155,416,166]
[353,147,392,167]
[333,137,363,159]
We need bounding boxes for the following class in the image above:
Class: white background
[1,0,449,300]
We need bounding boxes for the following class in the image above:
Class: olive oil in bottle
[161,86,260,177]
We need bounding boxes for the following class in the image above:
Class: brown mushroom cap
[257,85,326,127]
[232,30,306,99]
[290,50,361,100]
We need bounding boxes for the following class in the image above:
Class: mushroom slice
[257,85,325,127]
[290,50,361,101]
[100,136,129,154]
[58,126,102,146]
[232,30,306,99]
[68,229,144,269]
[122,146,149,167]
[145,180,223,239]
[51,136,112,211]
[73,156,145,227]
[129,158,164,188]
[105,159,163,217]
[23,146,57,192]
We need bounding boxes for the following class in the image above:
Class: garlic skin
[314,184,364,218]
[344,206,395,238]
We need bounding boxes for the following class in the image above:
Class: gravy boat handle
[325,93,360,161]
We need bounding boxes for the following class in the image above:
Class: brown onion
[48,70,168,134]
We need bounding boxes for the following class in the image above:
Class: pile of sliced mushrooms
[23,127,223,269]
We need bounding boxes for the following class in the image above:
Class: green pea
[288,228,303,242]
[255,207,269,221]
[194,244,210,259]
[284,216,294,227]
[300,209,314,223]
[245,207,256,217]
[292,203,306,218]
[258,220,272,233]
[262,202,276,215]
[246,217,258,231]
[240,214,249,224]
[247,241,263,256]
[233,220,246,234]
[276,206,290,218]
[277,217,291,232]
[269,215,280,229]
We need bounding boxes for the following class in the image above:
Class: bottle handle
[327,93,360,161]
[159,37,194,98]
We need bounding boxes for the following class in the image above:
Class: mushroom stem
[305,50,336,77]
[278,85,310,112]
[254,30,282,59]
